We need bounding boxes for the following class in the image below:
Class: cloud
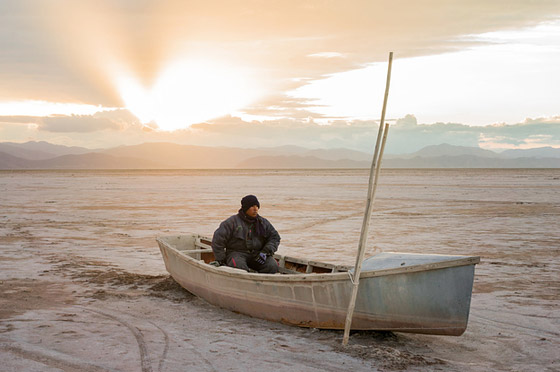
[189,118,378,149]
[1,110,559,152]
[387,116,560,152]
[477,117,560,149]
[0,109,141,133]
[1,0,559,112]
[38,115,120,133]
[0,116,41,124]
[308,52,345,58]
[189,115,560,152]
[242,94,330,120]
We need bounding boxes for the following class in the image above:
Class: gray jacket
[212,213,281,263]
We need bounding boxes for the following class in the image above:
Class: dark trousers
[226,251,279,274]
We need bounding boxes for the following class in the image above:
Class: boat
[157,233,480,335]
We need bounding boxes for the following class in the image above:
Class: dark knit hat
[241,195,260,212]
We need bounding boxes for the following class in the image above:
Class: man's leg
[250,255,279,274]
[226,251,251,271]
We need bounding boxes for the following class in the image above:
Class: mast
[342,52,393,346]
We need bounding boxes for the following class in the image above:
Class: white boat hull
[157,234,479,335]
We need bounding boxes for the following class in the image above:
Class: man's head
[241,195,260,218]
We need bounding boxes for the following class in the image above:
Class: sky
[1,0,559,152]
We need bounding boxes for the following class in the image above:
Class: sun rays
[116,59,260,131]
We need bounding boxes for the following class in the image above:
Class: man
[211,195,280,273]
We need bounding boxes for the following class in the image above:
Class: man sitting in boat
[211,195,280,273]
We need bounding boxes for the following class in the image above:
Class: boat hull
[157,234,478,335]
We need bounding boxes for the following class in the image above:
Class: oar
[342,52,393,346]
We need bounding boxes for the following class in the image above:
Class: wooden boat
[157,234,480,335]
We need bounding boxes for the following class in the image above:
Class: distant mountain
[0,141,558,169]
[0,151,36,168]
[303,148,371,162]
[404,144,500,159]
[499,146,560,159]
[394,143,560,161]
[255,145,310,155]
[236,155,370,168]
[0,141,93,158]
[103,142,373,167]
[36,153,163,169]
[102,142,271,168]
[383,155,559,168]
[0,143,55,160]
[0,152,162,169]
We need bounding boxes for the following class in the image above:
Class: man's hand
[262,246,275,255]
[255,252,267,265]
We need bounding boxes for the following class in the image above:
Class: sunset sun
[116,59,259,131]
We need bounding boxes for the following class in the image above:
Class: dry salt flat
[0,168,558,371]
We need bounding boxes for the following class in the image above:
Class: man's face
[246,205,259,218]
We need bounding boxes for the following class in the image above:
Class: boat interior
[163,235,352,275]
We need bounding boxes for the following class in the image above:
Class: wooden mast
[342,52,393,346]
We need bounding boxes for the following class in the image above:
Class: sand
[0,168,558,371]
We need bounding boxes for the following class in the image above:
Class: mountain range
[0,141,558,169]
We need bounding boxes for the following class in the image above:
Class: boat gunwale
[156,235,480,283]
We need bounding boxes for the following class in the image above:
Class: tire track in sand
[81,307,153,372]
[146,320,169,372]
[81,307,217,372]
[0,338,112,372]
